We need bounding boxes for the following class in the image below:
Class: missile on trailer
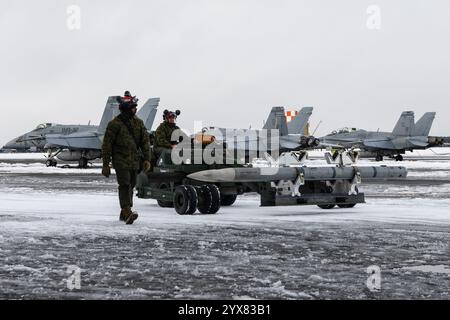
[187,165,408,183]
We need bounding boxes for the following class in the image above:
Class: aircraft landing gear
[395,154,404,161]
[46,149,62,168]
[78,157,88,168]
[375,155,383,162]
[45,159,57,167]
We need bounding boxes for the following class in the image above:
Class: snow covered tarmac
[0,157,450,299]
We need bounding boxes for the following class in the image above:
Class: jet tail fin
[98,96,120,135]
[136,97,160,131]
[412,112,435,136]
[287,106,313,135]
[262,106,288,136]
[392,111,415,136]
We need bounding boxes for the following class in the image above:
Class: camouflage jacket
[102,114,150,170]
[153,121,180,150]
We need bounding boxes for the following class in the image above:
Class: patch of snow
[308,275,334,282]
[232,295,257,300]
[400,265,450,274]
[0,163,104,174]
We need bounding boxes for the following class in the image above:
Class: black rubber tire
[318,204,335,209]
[220,194,237,206]
[337,204,357,208]
[157,183,174,208]
[196,185,213,214]
[174,186,189,214]
[375,155,383,162]
[206,185,221,214]
[174,185,197,215]
[78,157,88,168]
[185,185,198,215]
[45,160,53,167]
[395,155,404,161]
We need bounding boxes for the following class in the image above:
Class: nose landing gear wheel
[78,157,88,168]
[46,159,57,167]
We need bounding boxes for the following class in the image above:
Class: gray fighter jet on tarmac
[320,111,446,161]
[194,106,321,164]
[2,123,96,152]
[44,97,159,167]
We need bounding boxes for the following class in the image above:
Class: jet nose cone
[3,139,18,149]
[3,135,27,150]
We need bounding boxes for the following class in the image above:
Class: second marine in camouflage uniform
[152,109,181,159]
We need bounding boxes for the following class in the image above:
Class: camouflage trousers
[115,169,138,209]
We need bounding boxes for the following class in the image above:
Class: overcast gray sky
[1,0,449,146]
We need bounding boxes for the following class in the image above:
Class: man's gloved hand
[102,164,111,178]
[143,160,151,173]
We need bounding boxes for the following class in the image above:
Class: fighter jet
[193,106,321,164]
[320,111,446,161]
[259,106,321,151]
[2,123,96,152]
[44,97,160,168]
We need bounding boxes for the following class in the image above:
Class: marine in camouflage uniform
[152,109,181,161]
[101,94,151,224]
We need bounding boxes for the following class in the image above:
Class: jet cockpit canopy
[330,127,358,135]
[33,123,54,131]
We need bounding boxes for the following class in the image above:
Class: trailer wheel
[157,183,174,208]
[220,194,237,206]
[318,204,335,209]
[197,185,213,214]
[174,185,198,215]
[337,204,357,208]
[185,186,198,215]
[206,185,221,214]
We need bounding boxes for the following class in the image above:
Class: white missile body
[188,165,408,183]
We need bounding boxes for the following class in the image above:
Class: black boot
[123,207,138,225]
[119,209,126,221]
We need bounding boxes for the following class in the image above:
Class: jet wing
[407,137,429,147]
[362,138,396,150]
[45,132,101,150]
[317,142,346,149]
